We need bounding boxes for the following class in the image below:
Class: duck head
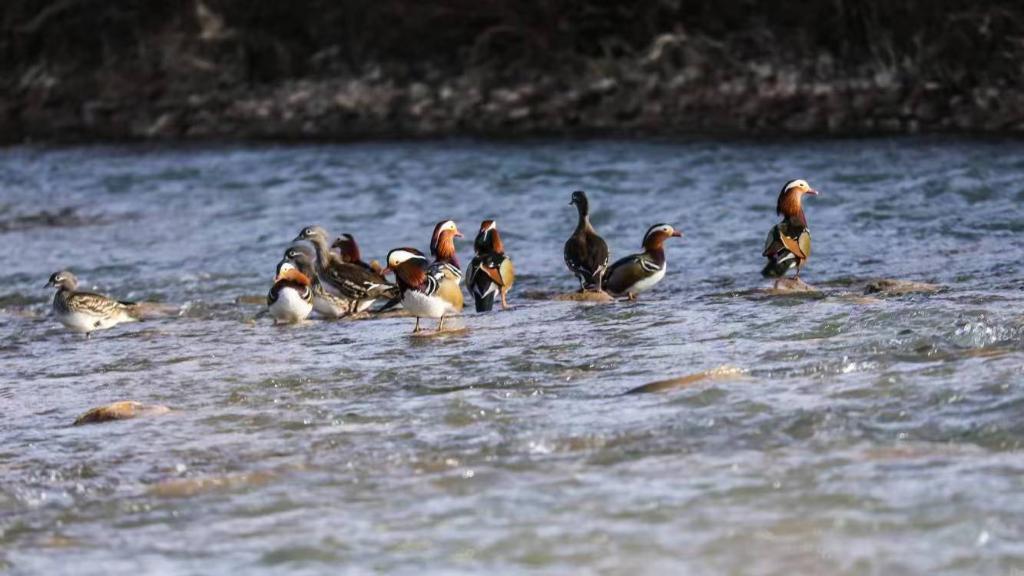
[293,225,330,247]
[569,190,590,215]
[642,224,683,250]
[382,247,429,289]
[474,219,505,255]
[331,233,362,263]
[45,270,78,290]
[430,220,463,264]
[274,260,312,285]
[776,179,819,228]
[281,244,317,277]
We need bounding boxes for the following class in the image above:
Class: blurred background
[2,0,1022,143]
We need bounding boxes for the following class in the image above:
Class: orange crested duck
[268,251,315,324]
[603,223,682,300]
[762,179,820,284]
[466,219,515,311]
[384,247,462,333]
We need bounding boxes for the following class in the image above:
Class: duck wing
[322,261,396,300]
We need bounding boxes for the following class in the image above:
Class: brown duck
[762,179,820,283]
[603,224,682,300]
[564,190,610,292]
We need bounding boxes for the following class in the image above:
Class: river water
[1,138,1023,574]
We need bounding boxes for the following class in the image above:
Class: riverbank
[3,2,1022,144]
[8,61,1023,144]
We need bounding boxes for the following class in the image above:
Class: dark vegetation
[2,0,1022,142]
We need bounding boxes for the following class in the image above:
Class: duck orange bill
[274,268,311,285]
[380,267,392,276]
[805,189,820,195]
[671,230,683,237]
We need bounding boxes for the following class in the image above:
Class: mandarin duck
[762,179,820,284]
[564,190,610,292]
[46,271,139,336]
[294,226,397,315]
[603,223,682,300]
[466,219,515,311]
[268,251,314,324]
[384,247,462,333]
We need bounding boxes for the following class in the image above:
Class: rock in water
[553,291,615,303]
[864,279,941,296]
[626,365,746,394]
[73,401,171,425]
[768,277,819,294]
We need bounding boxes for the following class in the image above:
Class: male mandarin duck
[603,223,682,300]
[45,271,139,336]
[564,190,610,292]
[429,220,465,283]
[762,179,820,284]
[294,226,397,315]
[384,247,462,333]
[331,233,377,273]
[466,219,515,311]
[427,220,465,313]
[268,250,315,324]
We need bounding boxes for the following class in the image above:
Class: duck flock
[44,179,818,336]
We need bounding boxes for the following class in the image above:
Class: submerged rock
[864,278,942,295]
[626,365,746,394]
[73,401,171,425]
[552,291,615,303]
[410,326,469,338]
[149,470,277,498]
[767,277,819,294]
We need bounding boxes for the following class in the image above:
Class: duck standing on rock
[564,190,609,292]
[45,271,140,337]
[762,179,820,287]
[268,250,315,324]
[427,220,465,314]
[429,220,465,283]
[384,247,462,333]
[466,219,515,311]
[603,224,682,300]
[294,226,397,316]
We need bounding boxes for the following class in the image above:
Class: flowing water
[1,138,1024,575]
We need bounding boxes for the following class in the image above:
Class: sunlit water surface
[2,139,1024,574]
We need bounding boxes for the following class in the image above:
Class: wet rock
[767,277,819,294]
[864,279,942,295]
[410,325,469,338]
[149,470,277,498]
[552,291,615,303]
[235,295,266,305]
[74,401,171,425]
[127,301,180,319]
[626,365,745,394]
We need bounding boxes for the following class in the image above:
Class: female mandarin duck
[564,190,610,292]
[268,250,315,324]
[603,223,682,300]
[384,247,462,333]
[466,219,515,311]
[294,225,397,315]
[762,179,820,285]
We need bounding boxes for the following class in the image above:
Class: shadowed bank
[1,0,1022,143]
